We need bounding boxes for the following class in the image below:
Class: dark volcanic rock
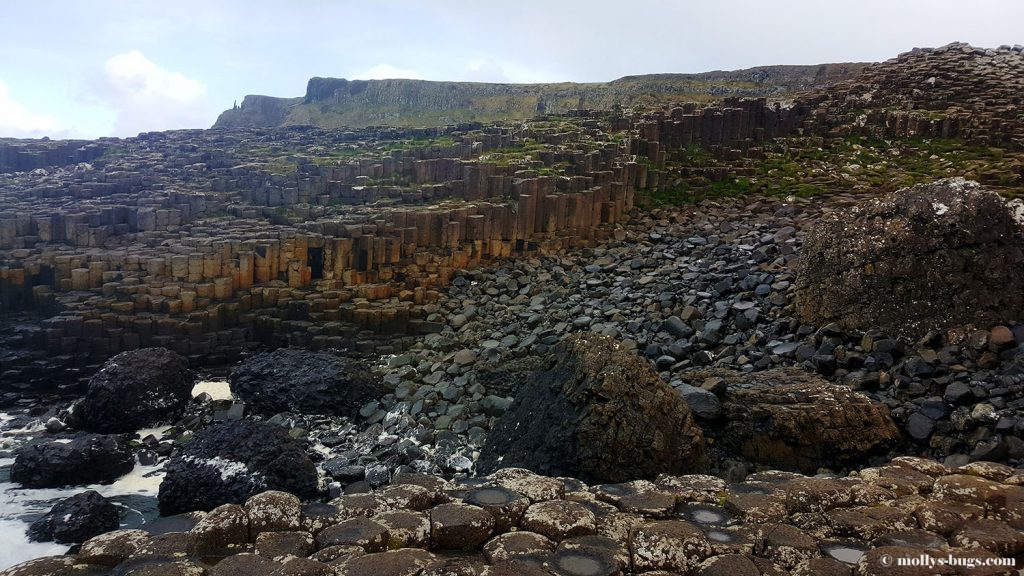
[229,348,381,417]
[796,178,1024,340]
[704,368,902,473]
[28,490,120,544]
[76,348,195,433]
[158,421,319,515]
[11,434,134,488]
[477,333,706,483]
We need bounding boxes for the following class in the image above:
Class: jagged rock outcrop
[477,333,706,482]
[796,178,1024,341]
[690,368,902,473]
[158,421,319,515]
[212,95,302,129]
[11,434,134,488]
[75,347,195,433]
[229,348,381,417]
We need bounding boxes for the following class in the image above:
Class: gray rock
[675,383,722,420]
[944,382,973,404]
[905,412,935,441]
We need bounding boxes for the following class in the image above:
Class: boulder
[477,334,706,483]
[796,178,1024,340]
[707,368,901,473]
[675,383,722,420]
[229,348,381,417]
[28,490,120,543]
[158,421,319,515]
[76,348,194,433]
[11,434,134,488]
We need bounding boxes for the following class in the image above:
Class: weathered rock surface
[477,333,706,482]
[796,178,1024,340]
[11,434,134,488]
[76,347,195,433]
[27,490,120,544]
[158,420,319,515]
[229,348,381,417]
[10,458,1024,576]
[702,368,902,473]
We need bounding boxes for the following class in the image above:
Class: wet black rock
[28,490,119,544]
[76,348,195,434]
[229,348,382,417]
[158,420,319,515]
[11,434,134,488]
[477,333,706,483]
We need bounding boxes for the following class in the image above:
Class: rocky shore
[2,178,1024,575]
[2,42,1024,575]
[5,458,1023,576]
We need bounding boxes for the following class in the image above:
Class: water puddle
[676,503,731,527]
[822,543,867,564]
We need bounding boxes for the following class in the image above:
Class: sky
[1,0,1021,140]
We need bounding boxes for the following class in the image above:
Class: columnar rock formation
[0,124,639,383]
[796,42,1024,149]
[0,139,105,173]
[2,42,1022,389]
[8,459,1024,576]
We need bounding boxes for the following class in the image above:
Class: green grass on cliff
[640,135,1024,206]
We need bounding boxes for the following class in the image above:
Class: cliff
[212,63,866,129]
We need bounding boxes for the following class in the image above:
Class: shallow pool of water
[822,544,867,564]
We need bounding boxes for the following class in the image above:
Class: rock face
[213,65,866,129]
[76,348,195,433]
[28,490,120,543]
[706,368,902,473]
[229,348,381,417]
[158,421,319,515]
[11,434,134,488]
[796,178,1024,340]
[477,334,706,483]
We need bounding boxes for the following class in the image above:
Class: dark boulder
[12,434,134,488]
[796,178,1024,340]
[76,348,195,433]
[477,334,706,483]
[28,490,120,543]
[158,420,319,515]
[690,368,902,473]
[229,348,381,417]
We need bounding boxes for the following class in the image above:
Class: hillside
[212,63,866,129]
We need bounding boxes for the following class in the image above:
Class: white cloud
[92,50,212,136]
[0,80,67,138]
[351,64,424,80]
[103,50,206,103]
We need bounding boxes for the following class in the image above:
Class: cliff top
[213,62,867,130]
